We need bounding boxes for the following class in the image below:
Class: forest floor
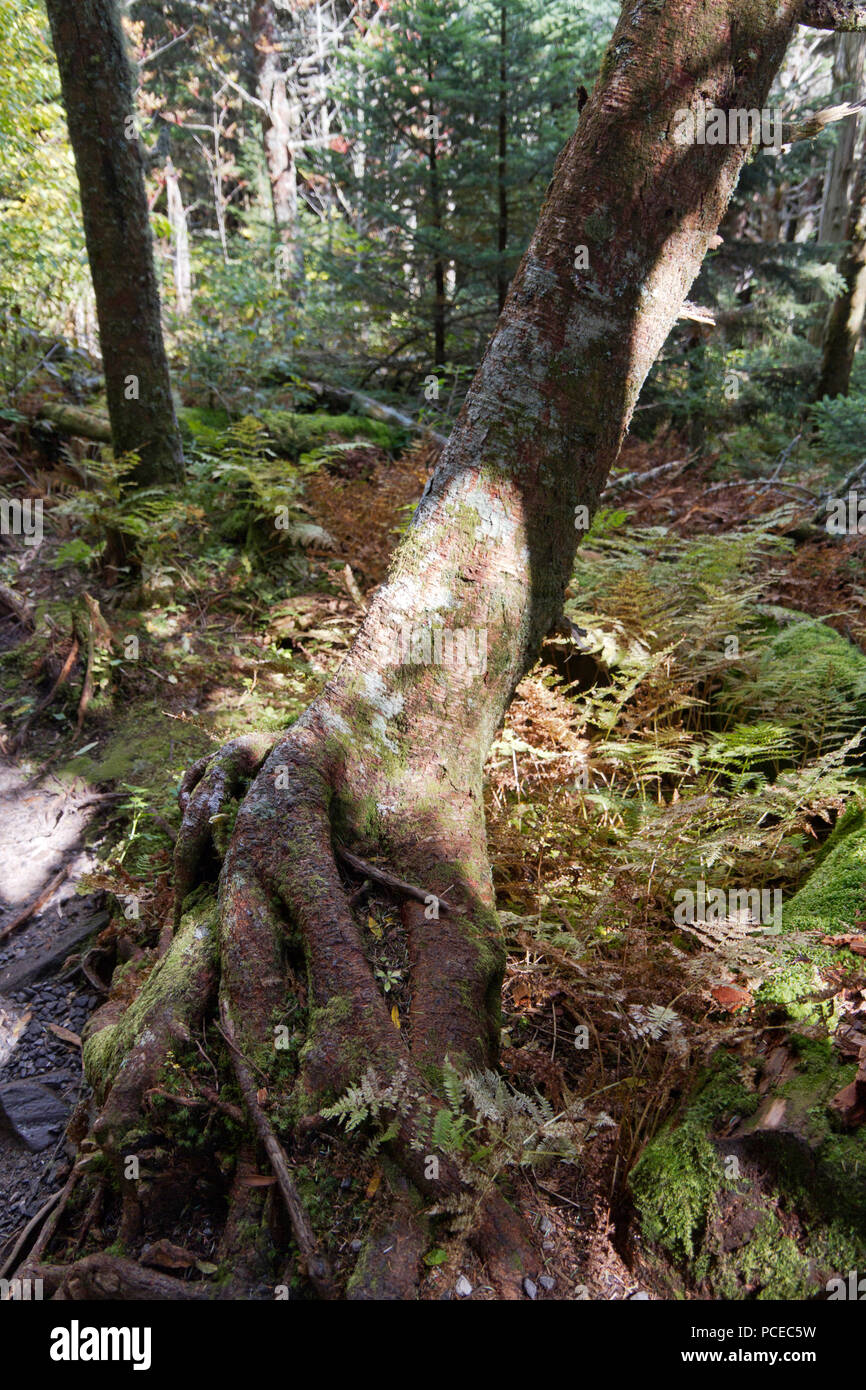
[0,407,864,1299]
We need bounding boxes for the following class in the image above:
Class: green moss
[713,1213,813,1301]
[81,1021,119,1094]
[634,1037,866,1296]
[82,898,219,1099]
[178,406,231,450]
[630,1121,723,1260]
[57,709,205,790]
[784,804,866,936]
[725,618,866,756]
[259,410,403,460]
[683,1052,760,1129]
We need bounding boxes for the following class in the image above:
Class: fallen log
[305,379,448,446]
[37,403,113,443]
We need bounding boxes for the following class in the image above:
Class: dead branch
[337,845,455,912]
[218,997,336,1299]
[0,865,70,944]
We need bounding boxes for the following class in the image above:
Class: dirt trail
[0,759,106,1255]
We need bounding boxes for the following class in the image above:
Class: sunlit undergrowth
[486,512,866,1036]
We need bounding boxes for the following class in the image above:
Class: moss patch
[784,803,866,936]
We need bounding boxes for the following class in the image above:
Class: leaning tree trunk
[44,0,184,486]
[74,0,844,1302]
[817,137,866,396]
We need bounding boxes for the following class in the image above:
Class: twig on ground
[337,845,455,912]
[0,865,70,944]
[218,997,336,1300]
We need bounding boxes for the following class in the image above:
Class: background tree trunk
[809,30,865,343]
[496,3,509,314]
[819,32,866,244]
[165,158,192,317]
[817,138,866,395]
[44,0,183,486]
[251,0,303,282]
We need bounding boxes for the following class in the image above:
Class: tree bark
[81,0,808,1300]
[817,139,866,394]
[43,0,183,486]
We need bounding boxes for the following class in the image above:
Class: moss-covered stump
[628,1042,866,1299]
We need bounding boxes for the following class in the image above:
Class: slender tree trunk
[423,45,448,369]
[496,3,509,314]
[84,0,812,1301]
[44,0,183,485]
[426,95,447,368]
[817,141,866,395]
[251,0,303,281]
[165,158,192,317]
[809,30,866,341]
[819,33,866,244]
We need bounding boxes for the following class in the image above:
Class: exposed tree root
[54,712,541,1298]
[218,995,336,1299]
[33,1254,211,1300]
[168,719,541,1298]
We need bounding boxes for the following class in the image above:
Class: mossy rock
[629,1044,866,1298]
[784,803,866,936]
[178,406,232,451]
[259,410,403,460]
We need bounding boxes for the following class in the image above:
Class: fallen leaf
[241,1174,277,1187]
[195,1260,219,1276]
[820,934,866,955]
[710,985,753,1011]
[366,1167,381,1199]
[140,1239,197,1270]
[391,1003,400,1029]
[256,1087,268,1104]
